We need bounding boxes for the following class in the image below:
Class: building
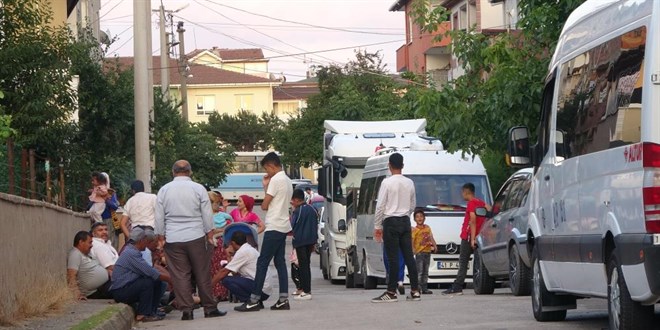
[391,0,517,82]
[272,77,320,121]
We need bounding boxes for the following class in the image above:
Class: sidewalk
[4,300,134,330]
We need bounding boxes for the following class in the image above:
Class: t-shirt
[412,224,435,254]
[89,237,119,269]
[225,243,272,295]
[123,192,157,228]
[67,248,109,297]
[265,171,293,233]
[230,209,261,225]
[460,198,487,241]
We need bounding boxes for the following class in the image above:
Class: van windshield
[409,175,491,211]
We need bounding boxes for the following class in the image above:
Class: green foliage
[201,110,283,152]
[0,91,15,142]
[274,51,418,167]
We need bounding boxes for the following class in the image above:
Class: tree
[274,51,418,167]
[202,110,283,152]
[0,91,13,143]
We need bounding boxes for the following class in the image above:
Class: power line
[98,0,125,21]
[101,21,404,32]
[263,40,405,60]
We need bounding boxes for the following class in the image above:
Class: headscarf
[239,195,255,212]
[101,172,110,188]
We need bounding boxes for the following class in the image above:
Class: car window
[493,180,515,214]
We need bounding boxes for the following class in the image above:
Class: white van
[347,140,492,289]
[506,1,660,328]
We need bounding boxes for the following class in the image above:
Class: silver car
[474,168,533,296]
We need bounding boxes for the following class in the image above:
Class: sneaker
[234,301,262,312]
[422,290,434,295]
[397,285,405,295]
[291,289,303,296]
[294,293,312,301]
[407,290,421,301]
[442,286,463,295]
[270,299,290,310]
[371,291,398,303]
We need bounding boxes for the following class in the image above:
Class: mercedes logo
[445,242,458,254]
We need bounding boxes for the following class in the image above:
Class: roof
[273,83,319,101]
[108,56,278,86]
[188,48,267,62]
[324,119,427,134]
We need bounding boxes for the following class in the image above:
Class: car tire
[509,244,532,296]
[362,255,377,290]
[345,255,356,288]
[531,247,567,322]
[607,250,653,330]
[473,248,495,295]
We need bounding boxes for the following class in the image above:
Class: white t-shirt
[265,171,293,233]
[67,248,109,297]
[123,192,157,228]
[225,243,272,295]
[89,237,119,269]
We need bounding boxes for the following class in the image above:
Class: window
[368,177,386,215]
[459,5,468,30]
[409,175,492,210]
[358,178,376,215]
[235,94,253,111]
[452,12,459,30]
[195,95,216,115]
[556,26,645,159]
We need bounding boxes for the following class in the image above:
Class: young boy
[235,152,293,312]
[290,189,319,300]
[412,209,437,294]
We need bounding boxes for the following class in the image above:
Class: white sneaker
[294,293,312,300]
[291,290,303,296]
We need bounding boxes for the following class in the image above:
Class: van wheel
[345,256,356,288]
[361,256,377,290]
[608,250,653,330]
[473,249,495,295]
[509,244,532,296]
[531,248,566,322]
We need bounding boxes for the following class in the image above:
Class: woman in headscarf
[229,195,265,234]
[208,191,232,301]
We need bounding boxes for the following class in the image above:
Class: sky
[100,0,406,81]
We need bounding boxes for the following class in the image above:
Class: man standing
[371,153,421,303]
[443,183,487,295]
[89,222,119,275]
[67,231,111,300]
[155,160,226,321]
[120,180,157,239]
[110,227,170,323]
[235,152,293,312]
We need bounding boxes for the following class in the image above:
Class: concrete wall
[0,193,89,324]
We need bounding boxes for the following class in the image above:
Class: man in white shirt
[120,180,157,239]
[211,231,272,305]
[89,222,119,275]
[371,153,421,303]
[235,152,293,312]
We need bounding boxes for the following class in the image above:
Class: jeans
[383,216,419,292]
[222,276,269,303]
[415,253,431,291]
[111,278,164,316]
[383,245,404,282]
[295,245,314,294]
[453,239,473,288]
[251,231,288,301]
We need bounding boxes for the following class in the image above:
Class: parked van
[506,1,660,328]
[346,140,492,289]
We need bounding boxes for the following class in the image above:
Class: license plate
[437,261,461,270]
[654,234,660,246]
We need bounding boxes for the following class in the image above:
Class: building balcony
[396,44,409,72]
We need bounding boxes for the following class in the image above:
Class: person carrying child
[88,172,112,223]
[412,209,437,294]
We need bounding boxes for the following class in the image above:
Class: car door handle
[491,222,497,228]
[366,236,373,240]
[544,175,550,181]
[508,218,515,222]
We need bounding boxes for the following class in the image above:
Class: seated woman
[229,195,265,234]
[208,191,233,301]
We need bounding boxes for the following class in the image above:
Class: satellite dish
[99,29,111,45]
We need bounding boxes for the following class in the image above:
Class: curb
[70,304,134,330]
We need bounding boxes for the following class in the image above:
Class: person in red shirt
[443,183,486,295]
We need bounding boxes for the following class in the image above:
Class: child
[290,188,318,301]
[88,172,110,223]
[412,209,437,294]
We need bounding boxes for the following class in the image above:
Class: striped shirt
[109,244,159,290]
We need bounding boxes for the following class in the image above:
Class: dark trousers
[453,239,474,288]
[383,245,405,283]
[87,280,112,299]
[415,253,431,291]
[295,245,313,294]
[383,216,419,292]
[111,278,164,316]
[164,236,216,313]
[291,263,301,289]
[251,231,288,300]
[222,276,269,303]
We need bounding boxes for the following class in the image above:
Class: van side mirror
[475,207,488,217]
[507,126,531,167]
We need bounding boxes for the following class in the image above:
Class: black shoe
[234,301,262,312]
[270,299,290,310]
[258,301,265,309]
[371,291,398,303]
[181,311,194,321]
[204,309,227,318]
[442,286,463,295]
[406,290,421,301]
[422,290,433,295]
[397,284,405,295]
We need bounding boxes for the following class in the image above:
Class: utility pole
[146,2,154,122]
[159,5,170,100]
[177,21,189,122]
[134,0,152,192]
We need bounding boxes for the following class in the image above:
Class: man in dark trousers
[290,189,318,301]
[371,153,421,303]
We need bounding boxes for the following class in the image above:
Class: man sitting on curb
[89,222,119,276]
[109,227,171,322]
[212,231,272,306]
[67,231,111,300]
